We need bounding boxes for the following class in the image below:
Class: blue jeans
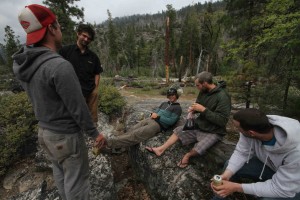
[211,157,300,200]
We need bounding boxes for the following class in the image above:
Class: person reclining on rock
[211,108,300,200]
[101,88,182,153]
[146,72,231,168]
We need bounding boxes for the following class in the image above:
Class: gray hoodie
[13,46,98,138]
[227,115,300,198]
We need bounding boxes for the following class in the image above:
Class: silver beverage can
[92,147,100,156]
[212,175,223,186]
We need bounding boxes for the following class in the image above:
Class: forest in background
[0,0,300,119]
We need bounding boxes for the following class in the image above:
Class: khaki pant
[108,118,161,148]
[38,128,90,200]
[85,87,99,123]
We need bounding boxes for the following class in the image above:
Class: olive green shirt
[195,82,231,135]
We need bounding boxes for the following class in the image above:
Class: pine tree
[199,2,223,74]
[123,25,136,68]
[107,10,119,71]
[0,44,5,66]
[178,9,200,77]
[252,0,300,110]
[2,26,20,73]
[166,5,177,76]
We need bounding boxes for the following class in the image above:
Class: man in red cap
[13,4,105,200]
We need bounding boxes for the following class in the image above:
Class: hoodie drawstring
[259,155,269,180]
[246,139,268,180]
[246,140,253,164]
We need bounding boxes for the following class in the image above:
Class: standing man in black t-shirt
[60,24,103,126]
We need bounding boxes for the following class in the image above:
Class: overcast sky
[0,0,211,44]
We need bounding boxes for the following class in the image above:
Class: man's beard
[201,87,209,93]
[79,40,89,47]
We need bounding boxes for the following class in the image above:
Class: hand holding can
[211,175,223,186]
[211,175,223,198]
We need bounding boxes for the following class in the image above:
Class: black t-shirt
[59,44,103,97]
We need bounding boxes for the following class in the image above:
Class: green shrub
[279,86,300,119]
[129,81,143,88]
[159,88,168,96]
[100,77,114,86]
[0,92,37,177]
[127,79,161,89]
[141,86,151,91]
[103,67,154,77]
[98,84,126,117]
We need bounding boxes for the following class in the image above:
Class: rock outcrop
[3,97,238,200]
[4,114,117,200]
[126,98,236,200]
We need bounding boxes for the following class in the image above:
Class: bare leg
[146,133,179,156]
[178,149,198,168]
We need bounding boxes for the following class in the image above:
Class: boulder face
[4,113,117,200]
[7,150,116,200]
[126,98,236,200]
[2,97,237,200]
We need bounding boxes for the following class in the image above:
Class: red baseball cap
[18,4,57,45]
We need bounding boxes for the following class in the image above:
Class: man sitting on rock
[211,108,300,200]
[101,88,182,153]
[146,72,231,168]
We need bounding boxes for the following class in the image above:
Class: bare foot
[145,146,164,156]
[177,155,189,168]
